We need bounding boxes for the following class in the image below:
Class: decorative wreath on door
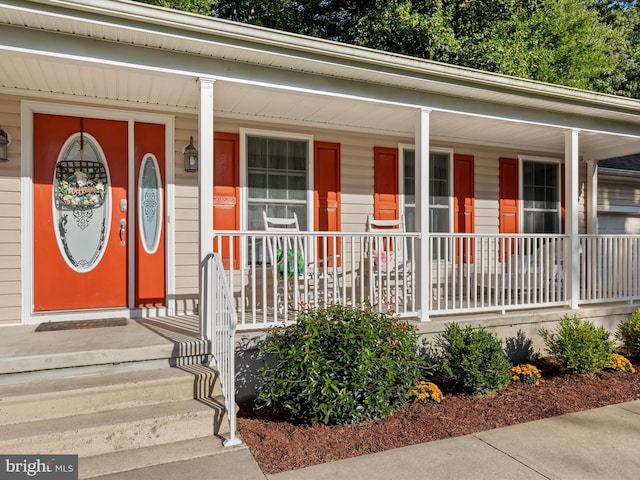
[55,160,107,210]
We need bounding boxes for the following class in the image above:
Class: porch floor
[0,315,201,380]
[1,302,636,374]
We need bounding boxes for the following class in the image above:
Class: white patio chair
[366,215,407,273]
[366,215,410,310]
[263,211,341,311]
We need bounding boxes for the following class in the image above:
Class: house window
[403,150,416,232]
[430,152,451,234]
[522,160,560,234]
[246,135,309,231]
[402,149,451,234]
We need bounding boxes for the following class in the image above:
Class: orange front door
[33,114,166,311]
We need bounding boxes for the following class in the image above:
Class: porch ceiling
[0,30,639,160]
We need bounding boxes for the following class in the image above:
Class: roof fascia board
[599,168,640,179]
[4,24,640,139]
[6,0,640,119]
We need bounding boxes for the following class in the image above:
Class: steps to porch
[0,318,244,479]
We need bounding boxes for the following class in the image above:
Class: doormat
[35,318,128,332]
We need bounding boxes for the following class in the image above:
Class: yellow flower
[607,354,635,373]
[510,364,543,385]
[409,381,443,404]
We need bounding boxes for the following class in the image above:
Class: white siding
[0,95,22,324]
[597,174,640,234]
[598,176,640,209]
[173,113,199,313]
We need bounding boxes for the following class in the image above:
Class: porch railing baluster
[208,231,640,329]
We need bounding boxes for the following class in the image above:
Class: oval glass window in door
[53,133,111,272]
[138,154,162,254]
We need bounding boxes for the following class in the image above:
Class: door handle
[119,219,126,246]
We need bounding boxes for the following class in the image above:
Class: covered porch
[1,0,640,329]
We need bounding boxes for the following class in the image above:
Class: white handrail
[204,253,241,447]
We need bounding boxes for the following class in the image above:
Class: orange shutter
[314,141,341,266]
[454,154,475,263]
[213,132,240,269]
[499,157,519,260]
[373,147,399,221]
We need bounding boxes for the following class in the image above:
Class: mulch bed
[237,359,640,475]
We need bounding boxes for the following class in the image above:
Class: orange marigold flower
[510,364,543,385]
[607,354,635,373]
[409,381,443,404]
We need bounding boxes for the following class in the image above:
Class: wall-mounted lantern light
[0,127,10,162]
[183,136,198,172]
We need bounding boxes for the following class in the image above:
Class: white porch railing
[212,231,419,329]
[580,235,640,304]
[429,234,568,313]
[206,232,640,333]
[202,253,241,447]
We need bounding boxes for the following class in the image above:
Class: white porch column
[565,129,580,309]
[586,159,598,234]
[198,77,215,338]
[415,108,431,321]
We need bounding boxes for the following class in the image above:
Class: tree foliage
[135,0,640,98]
[348,1,459,62]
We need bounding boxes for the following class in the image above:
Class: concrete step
[0,397,228,457]
[0,365,221,426]
[0,322,238,477]
[0,338,210,378]
[79,436,246,479]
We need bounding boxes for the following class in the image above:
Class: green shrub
[431,323,512,395]
[257,303,423,425]
[539,315,615,374]
[615,309,640,357]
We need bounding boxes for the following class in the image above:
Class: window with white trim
[429,151,451,234]
[402,148,452,233]
[246,135,309,231]
[521,159,560,234]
